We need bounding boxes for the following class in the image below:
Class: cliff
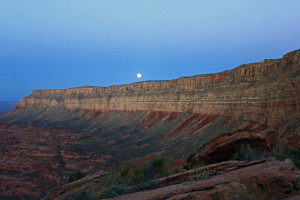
[17,49,300,127]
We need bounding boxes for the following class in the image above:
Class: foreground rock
[110,159,300,200]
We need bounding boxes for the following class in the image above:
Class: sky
[0,1,300,101]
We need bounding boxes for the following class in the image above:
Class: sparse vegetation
[271,145,300,168]
[146,156,169,179]
[186,161,205,170]
[99,185,130,198]
[197,170,212,180]
[68,170,87,183]
[65,189,92,200]
[188,170,212,182]
[98,179,162,199]
[233,143,264,162]
[91,157,171,199]
[120,165,131,177]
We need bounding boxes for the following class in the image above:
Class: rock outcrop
[187,130,280,166]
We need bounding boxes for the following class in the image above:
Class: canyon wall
[18,49,300,127]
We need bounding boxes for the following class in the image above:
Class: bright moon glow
[137,73,142,78]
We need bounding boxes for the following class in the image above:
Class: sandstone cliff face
[17,49,300,127]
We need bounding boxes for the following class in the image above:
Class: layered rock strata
[16,49,300,127]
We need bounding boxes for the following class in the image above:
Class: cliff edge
[16,49,300,127]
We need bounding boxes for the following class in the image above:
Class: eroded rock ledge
[17,49,300,127]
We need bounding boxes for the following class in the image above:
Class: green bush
[271,146,300,168]
[233,143,264,162]
[116,157,172,185]
[65,189,92,200]
[120,165,131,177]
[146,157,169,179]
[68,170,87,183]
[270,146,286,160]
[132,166,148,184]
[130,180,162,193]
[98,180,162,198]
[92,157,170,199]
[100,185,130,198]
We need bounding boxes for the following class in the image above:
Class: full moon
[137,73,142,78]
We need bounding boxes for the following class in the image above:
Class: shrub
[146,157,170,179]
[117,157,171,185]
[188,170,212,182]
[132,166,147,184]
[270,146,286,160]
[100,185,130,198]
[197,170,212,180]
[129,180,162,193]
[92,157,172,199]
[233,143,263,162]
[271,146,300,168]
[98,180,162,198]
[92,174,119,198]
[65,189,92,200]
[120,165,131,177]
[68,170,86,183]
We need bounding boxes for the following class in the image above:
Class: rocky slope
[0,49,299,199]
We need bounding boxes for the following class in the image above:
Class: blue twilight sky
[1,1,300,101]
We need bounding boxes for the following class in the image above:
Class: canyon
[0,49,299,199]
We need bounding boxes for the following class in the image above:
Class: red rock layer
[17,50,300,128]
